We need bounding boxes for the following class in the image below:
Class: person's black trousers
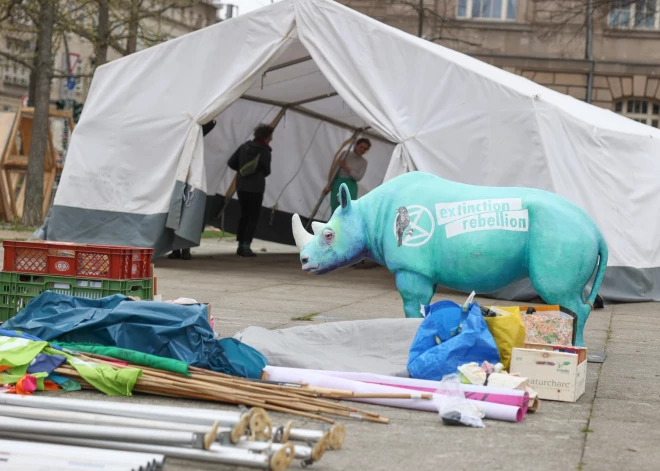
[237,191,264,244]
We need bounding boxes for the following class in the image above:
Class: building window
[610,0,660,29]
[458,0,517,20]
[615,99,660,127]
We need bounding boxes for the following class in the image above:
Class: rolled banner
[370,382,529,413]
[263,366,523,423]
[269,367,530,408]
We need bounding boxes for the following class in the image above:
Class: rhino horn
[292,214,314,252]
[311,221,324,235]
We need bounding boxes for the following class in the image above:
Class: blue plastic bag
[407,296,500,380]
[2,292,267,379]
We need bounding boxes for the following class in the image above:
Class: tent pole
[241,96,388,144]
[219,107,288,232]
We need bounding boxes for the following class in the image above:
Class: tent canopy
[46,0,660,302]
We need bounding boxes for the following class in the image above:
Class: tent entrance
[201,35,396,244]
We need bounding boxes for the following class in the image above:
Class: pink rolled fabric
[362,382,529,413]
[263,366,525,422]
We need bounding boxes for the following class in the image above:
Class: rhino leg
[394,270,436,318]
[528,237,600,347]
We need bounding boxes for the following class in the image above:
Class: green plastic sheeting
[54,342,190,376]
[45,347,142,397]
[0,336,47,367]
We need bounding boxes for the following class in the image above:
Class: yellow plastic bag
[483,306,526,371]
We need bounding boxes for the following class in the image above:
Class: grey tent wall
[44,181,207,257]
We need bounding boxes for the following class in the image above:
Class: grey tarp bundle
[234,318,423,376]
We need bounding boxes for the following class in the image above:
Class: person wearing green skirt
[324,138,371,213]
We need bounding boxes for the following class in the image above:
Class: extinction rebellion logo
[394,198,530,247]
[392,205,435,247]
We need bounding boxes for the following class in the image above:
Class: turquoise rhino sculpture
[292,171,608,347]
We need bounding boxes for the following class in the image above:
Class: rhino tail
[587,234,609,309]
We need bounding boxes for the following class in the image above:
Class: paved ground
[4,236,660,470]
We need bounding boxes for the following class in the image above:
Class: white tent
[45,0,660,302]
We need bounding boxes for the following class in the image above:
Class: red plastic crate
[2,241,153,280]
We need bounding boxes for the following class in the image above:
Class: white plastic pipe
[0,394,329,442]
[287,428,326,442]
[0,438,163,471]
[0,438,163,468]
[0,394,244,427]
[0,432,289,470]
[0,451,149,471]
[0,404,222,435]
[226,440,316,460]
[0,416,205,448]
[0,455,133,471]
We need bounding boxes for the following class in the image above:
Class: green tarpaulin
[55,342,190,376]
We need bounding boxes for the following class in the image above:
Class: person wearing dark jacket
[227,124,274,257]
[168,119,217,260]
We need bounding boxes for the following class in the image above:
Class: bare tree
[22,0,55,226]
[0,0,207,226]
[386,0,485,47]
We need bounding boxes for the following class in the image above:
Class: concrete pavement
[3,235,658,470]
[151,238,660,471]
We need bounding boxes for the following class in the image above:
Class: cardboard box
[510,343,587,402]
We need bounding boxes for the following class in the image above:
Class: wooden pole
[304,127,370,229]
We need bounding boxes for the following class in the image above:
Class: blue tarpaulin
[2,292,267,379]
[408,299,500,380]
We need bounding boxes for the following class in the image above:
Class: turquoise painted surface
[297,171,608,347]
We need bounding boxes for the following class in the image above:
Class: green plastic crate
[0,272,153,323]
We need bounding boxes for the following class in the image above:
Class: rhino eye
[323,230,335,244]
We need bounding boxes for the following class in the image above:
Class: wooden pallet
[0,107,73,221]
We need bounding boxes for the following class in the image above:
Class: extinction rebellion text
[435,198,529,239]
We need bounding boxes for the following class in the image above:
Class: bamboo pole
[55,367,337,425]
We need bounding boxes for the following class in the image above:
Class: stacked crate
[0,241,154,322]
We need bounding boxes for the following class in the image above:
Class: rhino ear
[339,183,352,211]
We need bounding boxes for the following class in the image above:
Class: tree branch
[0,0,22,23]
[0,51,35,71]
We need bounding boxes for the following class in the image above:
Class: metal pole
[225,437,327,465]
[275,423,346,450]
[0,455,133,471]
[0,395,333,447]
[0,404,245,444]
[0,432,295,471]
[0,438,163,470]
[585,0,594,104]
[0,394,255,428]
[0,416,208,449]
[418,0,424,37]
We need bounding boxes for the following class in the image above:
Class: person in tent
[227,124,274,257]
[168,119,217,260]
[323,138,371,213]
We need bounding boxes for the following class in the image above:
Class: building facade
[0,1,219,113]
[339,0,660,128]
